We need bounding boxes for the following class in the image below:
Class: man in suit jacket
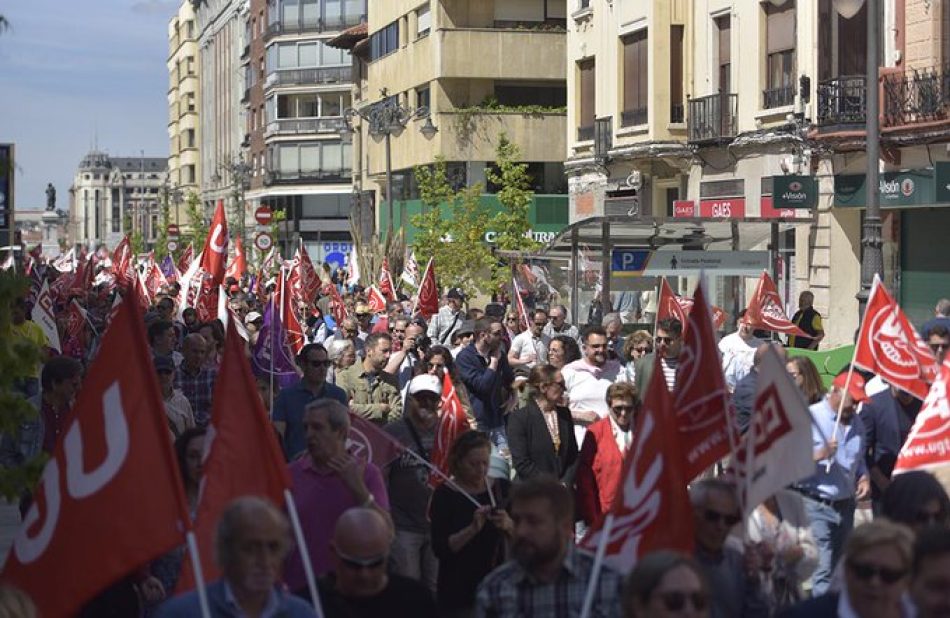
[634,318,682,395]
[575,382,639,527]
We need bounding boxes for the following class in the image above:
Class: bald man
[732,342,787,434]
[313,508,438,618]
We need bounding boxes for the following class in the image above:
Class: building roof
[76,150,167,173]
[326,21,367,50]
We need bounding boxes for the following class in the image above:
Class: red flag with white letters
[366,285,387,314]
[224,236,247,281]
[745,272,808,337]
[428,373,469,488]
[2,298,190,617]
[379,258,397,302]
[580,355,694,573]
[199,200,229,287]
[894,359,950,474]
[415,258,439,318]
[657,278,687,327]
[177,242,194,274]
[275,270,304,354]
[176,321,291,592]
[322,281,348,325]
[675,280,737,480]
[854,276,936,400]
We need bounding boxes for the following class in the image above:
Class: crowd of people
[5,264,950,618]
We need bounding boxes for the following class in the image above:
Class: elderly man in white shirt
[718,310,764,391]
[507,309,551,369]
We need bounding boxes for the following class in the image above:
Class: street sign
[255,206,273,225]
[167,224,180,238]
[254,232,273,252]
[166,240,178,252]
[772,175,818,209]
[936,161,950,203]
[611,249,652,276]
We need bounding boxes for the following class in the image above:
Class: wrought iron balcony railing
[577,124,594,142]
[763,86,795,109]
[620,108,647,127]
[266,66,353,88]
[687,93,737,143]
[816,75,866,126]
[265,117,346,136]
[883,65,950,128]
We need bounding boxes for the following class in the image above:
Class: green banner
[834,170,935,208]
[787,345,855,389]
[773,175,818,209]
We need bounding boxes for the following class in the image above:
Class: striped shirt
[661,356,678,391]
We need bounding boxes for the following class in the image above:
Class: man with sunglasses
[910,526,950,618]
[543,304,580,342]
[317,507,438,618]
[633,319,682,396]
[508,309,551,369]
[273,343,348,460]
[562,326,623,445]
[691,479,770,618]
[927,324,950,364]
[428,288,466,346]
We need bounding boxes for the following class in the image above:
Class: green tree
[183,191,208,251]
[486,134,539,290]
[0,272,48,500]
[155,193,172,261]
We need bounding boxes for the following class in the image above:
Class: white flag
[31,279,62,353]
[401,250,419,288]
[733,347,815,517]
[347,244,360,285]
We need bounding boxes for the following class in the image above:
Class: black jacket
[507,399,578,484]
[778,592,839,618]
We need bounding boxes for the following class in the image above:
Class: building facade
[68,152,168,250]
[168,0,201,224]
[352,0,569,242]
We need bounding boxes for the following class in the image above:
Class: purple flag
[251,299,299,390]
[160,255,177,279]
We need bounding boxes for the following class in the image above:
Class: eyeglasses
[930,343,949,352]
[655,336,674,344]
[702,509,741,527]
[337,552,387,570]
[306,359,330,368]
[634,347,651,354]
[656,591,709,612]
[611,404,637,413]
[915,509,946,526]
[847,560,907,584]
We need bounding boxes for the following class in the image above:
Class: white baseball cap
[408,374,441,397]
[245,311,263,324]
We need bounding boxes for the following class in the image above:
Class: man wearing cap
[793,369,871,595]
[384,374,443,592]
[450,320,475,358]
[428,288,465,347]
[244,311,264,346]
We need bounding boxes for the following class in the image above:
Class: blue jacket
[273,380,348,460]
[154,580,316,617]
[455,343,514,429]
[860,389,921,497]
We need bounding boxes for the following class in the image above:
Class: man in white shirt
[561,326,622,445]
[718,310,764,391]
[508,309,550,369]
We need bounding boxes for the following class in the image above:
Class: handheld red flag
[177,321,292,591]
[346,411,405,468]
[177,242,194,274]
[854,276,936,400]
[379,257,397,302]
[415,257,439,318]
[428,373,470,487]
[224,236,247,281]
[580,355,694,573]
[112,236,135,292]
[2,299,191,617]
[366,285,387,314]
[276,270,305,354]
[292,240,321,305]
[894,359,950,474]
[657,278,688,327]
[512,277,531,332]
[199,200,229,287]
[674,280,737,480]
[744,272,808,337]
[322,281,348,325]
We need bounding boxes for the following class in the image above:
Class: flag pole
[579,513,613,618]
[826,358,858,473]
[401,448,482,508]
[185,531,212,618]
[269,290,276,418]
[284,489,325,618]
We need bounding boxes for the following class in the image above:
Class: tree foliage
[183,191,207,251]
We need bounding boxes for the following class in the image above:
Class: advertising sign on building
[835,170,935,208]
[698,197,746,219]
[772,175,818,209]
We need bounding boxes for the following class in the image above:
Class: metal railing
[265,117,345,135]
[883,65,950,128]
[594,116,612,159]
[763,86,795,109]
[816,75,867,126]
[687,93,738,143]
[671,103,684,124]
[577,124,594,141]
[267,66,353,88]
[620,108,647,127]
[264,15,366,40]
[264,169,351,184]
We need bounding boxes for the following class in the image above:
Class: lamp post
[342,90,438,240]
[228,154,252,251]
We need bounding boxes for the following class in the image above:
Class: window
[495,84,566,107]
[621,29,648,127]
[764,0,796,109]
[282,0,299,28]
[578,59,595,141]
[416,85,430,110]
[302,0,319,28]
[112,188,121,233]
[670,25,684,122]
[715,15,731,93]
[269,41,347,71]
[325,0,343,28]
[417,4,431,38]
[186,129,196,148]
[271,142,352,179]
[370,21,399,61]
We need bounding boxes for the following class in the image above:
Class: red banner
[760,196,797,219]
[699,198,745,219]
[895,359,950,474]
[199,200,228,287]
[745,271,808,337]
[429,373,469,487]
[673,200,696,218]
[224,236,247,281]
[416,257,439,318]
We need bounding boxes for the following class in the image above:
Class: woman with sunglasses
[619,330,653,384]
[781,519,915,618]
[623,551,710,618]
[507,364,578,483]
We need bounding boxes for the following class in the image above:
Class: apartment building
[242,0,365,260]
[168,0,201,224]
[68,152,167,250]
[350,0,570,242]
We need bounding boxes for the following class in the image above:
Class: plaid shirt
[175,364,218,427]
[476,545,623,618]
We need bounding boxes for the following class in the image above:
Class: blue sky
[0,0,176,210]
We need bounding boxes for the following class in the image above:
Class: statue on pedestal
[45,183,56,212]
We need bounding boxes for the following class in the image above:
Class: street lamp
[228,154,252,251]
[342,90,438,240]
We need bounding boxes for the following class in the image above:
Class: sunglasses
[337,552,387,570]
[703,509,741,527]
[306,359,331,368]
[655,336,674,344]
[930,343,949,352]
[847,560,907,584]
[611,404,637,413]
[656,591,708,612]
[634,347,651,354]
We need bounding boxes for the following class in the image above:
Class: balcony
[264,15,366,40]
[816,75,866,127]
[687,93,737,144]
[264,168,351,185]
[265,67,353,88]
[883,65,950,129]
[265,117,345,136]
[437,28,565,81]
[763,86,795,110]
[620,108,647,128]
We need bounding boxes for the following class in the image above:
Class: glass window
[321,42,345,65]
[266,96,276,121]
[266,45,278,72]
[343,142,353,172]
[301,0,319,27]
[417,4,431,37]
[325,0,343,28]
[278,44,296,68]
[279,146,299,173]
[282,0,299,28]
[300,145,320,171]
[278,95,292,118]
[298,43,318,66]
[344,0,364,24]
[416,85,430,110]
[299,93,319,117]
[323,142,342,170]
[321,93,342,116]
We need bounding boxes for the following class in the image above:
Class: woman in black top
[507,364,578,483]
[430,431,512,617]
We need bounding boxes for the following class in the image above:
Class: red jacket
[575,416,624,526]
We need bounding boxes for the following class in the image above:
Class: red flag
[416,257,439,318]
[346,411,405,468]
[69,250,93,297]
[177,242,194,274]
[224,236,247,281]
[366,285,387,314]
[854,276,936,400]
[512,278,530,332]
[112,236,135,292]
[177,321,292,591]
[2,299,191,616]
[710,305,728,330]
[144,254,168,299]
[428,373,469,487]
[276,270,304,354]
[674,280,737,480]
[199,200,229,287]
[894,359,950,474]
[322,281,348,325]
[379,258,397,302]
[292,241,321,304]
[745,272,808,337]
[580,355,694,573]
[657,278,688,327]
[133,272,152,313]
